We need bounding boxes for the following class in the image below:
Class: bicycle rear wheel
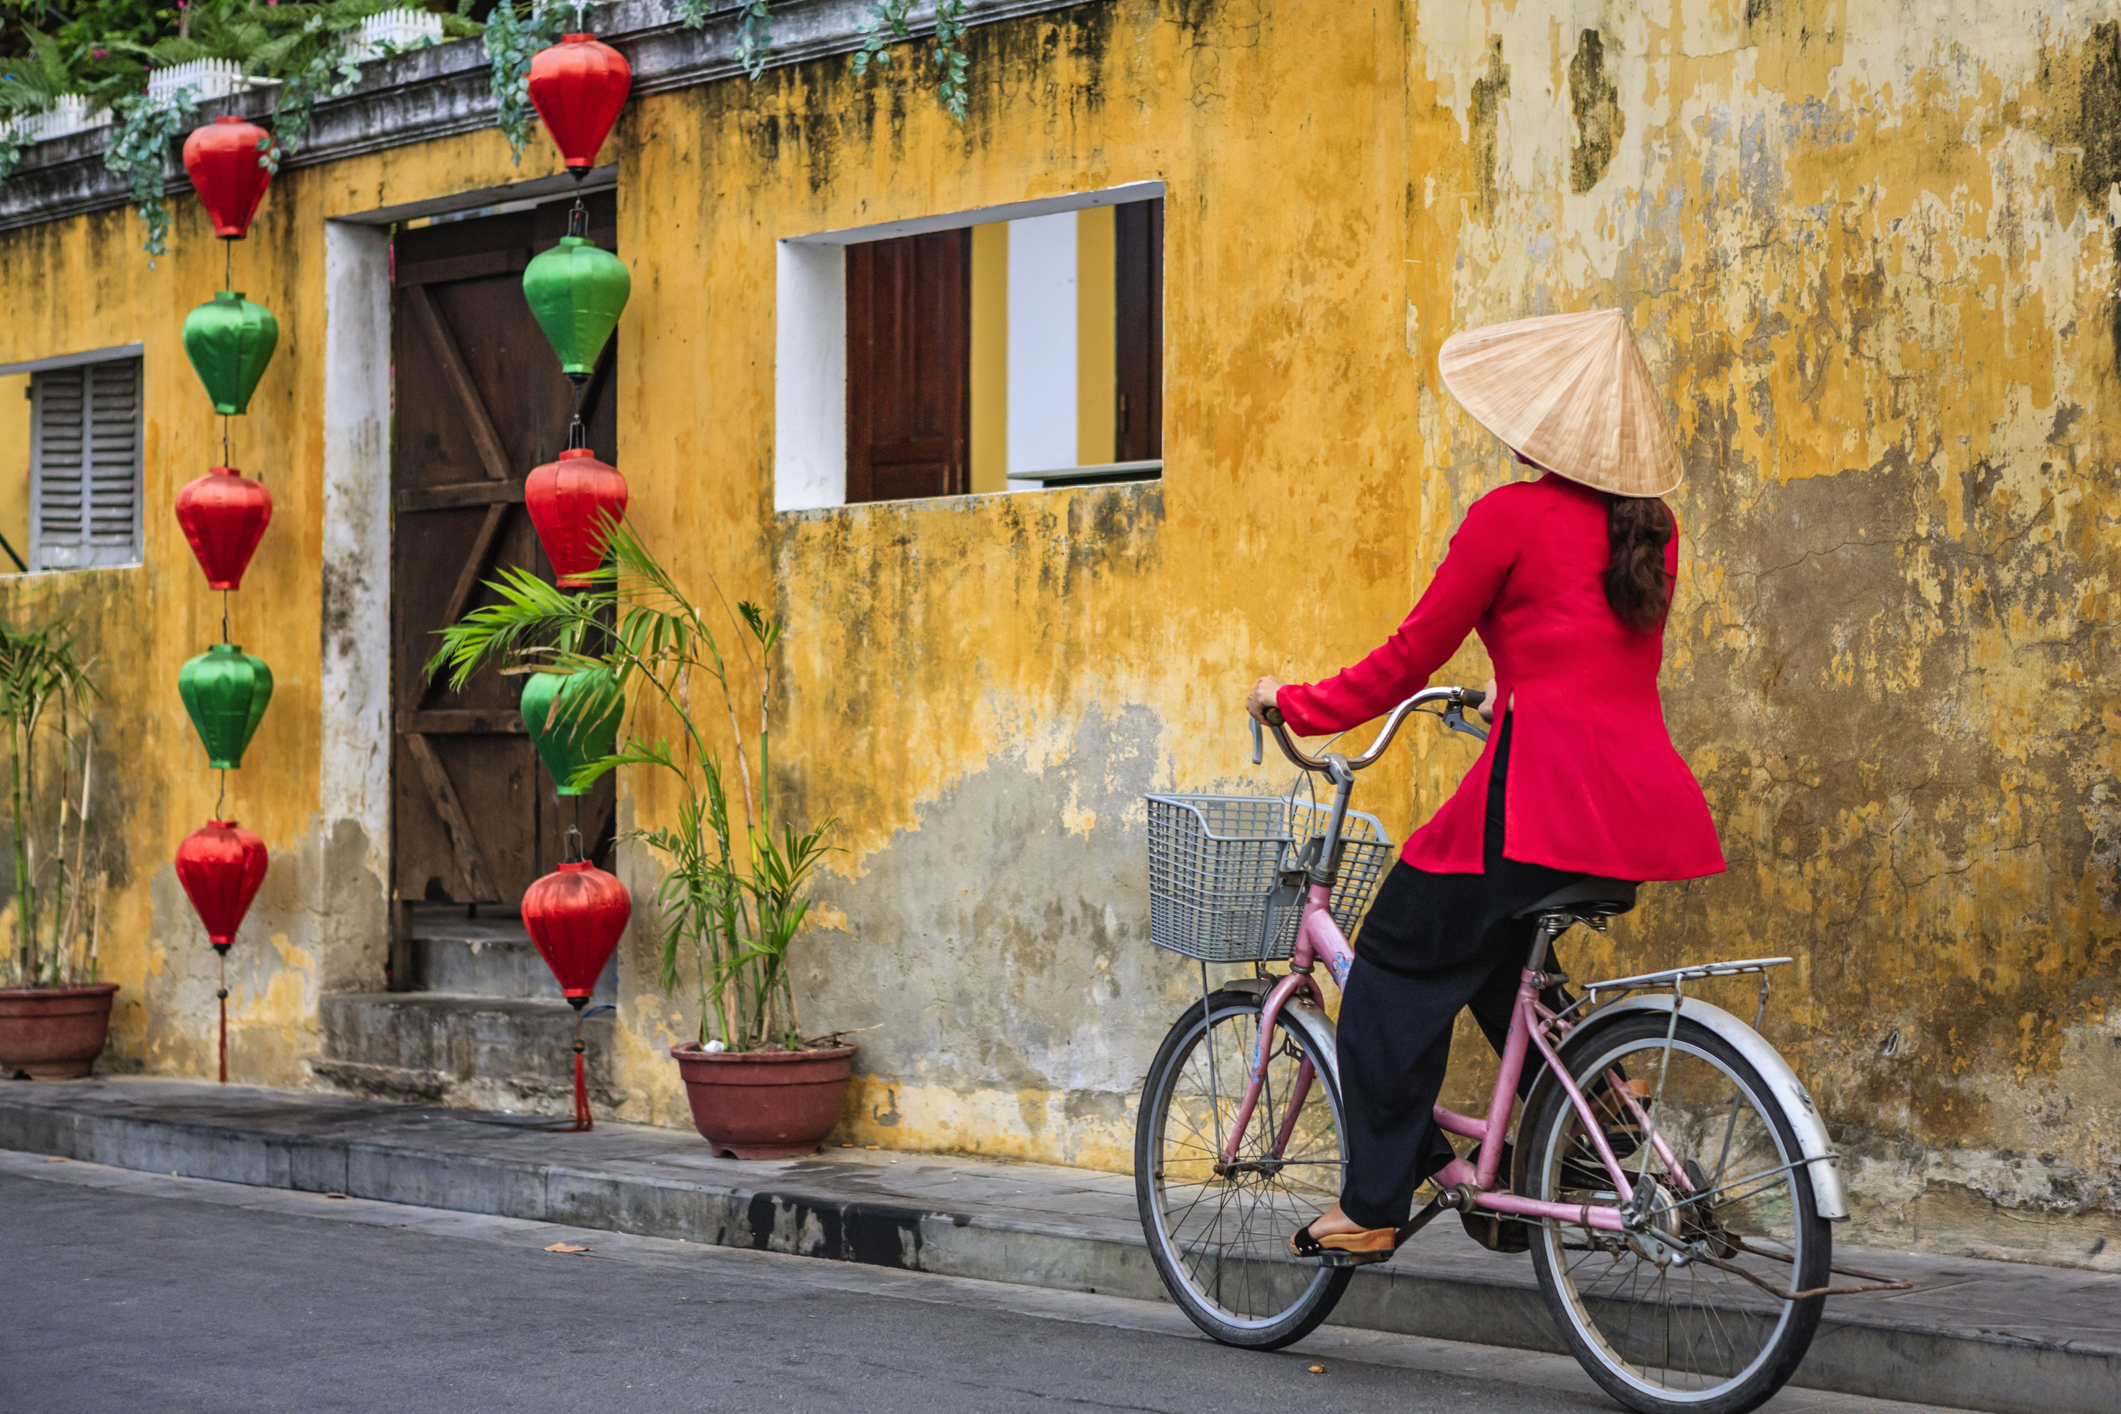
[1135,987,1350,1349]
[1521,1012,1831,1414]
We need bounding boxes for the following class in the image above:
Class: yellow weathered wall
[5,0,2117,1269]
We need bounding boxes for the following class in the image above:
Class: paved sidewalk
[4,1078,2115,1414]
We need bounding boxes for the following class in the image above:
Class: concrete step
[2,1078,2114,1414]
[400,905,617,1002]
[314,993,615,1117]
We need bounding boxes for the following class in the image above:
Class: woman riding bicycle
[1246,309,1727,1261]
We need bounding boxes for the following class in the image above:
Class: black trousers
[1334,716,1585,1229]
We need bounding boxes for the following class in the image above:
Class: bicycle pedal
[1314,1248,1394,1268]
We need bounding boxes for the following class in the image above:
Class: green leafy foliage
[429,523,837,1054]
[102,86,195,255]
[852,0,969,120]
[0,619,102,988]
[482,0,565,164]
[1,25,138,180]
[728,1,771,81]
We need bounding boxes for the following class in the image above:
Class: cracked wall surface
[1,0,2114,1269]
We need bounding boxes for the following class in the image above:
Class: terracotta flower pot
[0,983,119,1079]
[669,1042,858,1159]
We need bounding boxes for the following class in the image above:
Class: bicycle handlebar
[1250,686,1487,773]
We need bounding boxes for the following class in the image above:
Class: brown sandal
[1289,1217,1399,1266]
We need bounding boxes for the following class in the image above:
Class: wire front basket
[1144,794,1395,964]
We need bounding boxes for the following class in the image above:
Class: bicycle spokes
[1139,995,1347,1341]
[1525,1015,1830,1410]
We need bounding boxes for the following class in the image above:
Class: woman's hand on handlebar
[1246,676,1285,725]
[1479,678,1498,725]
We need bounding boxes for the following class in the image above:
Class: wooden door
[846,230,971,501]
[1113,198,1164,464]
[391,193,619,911]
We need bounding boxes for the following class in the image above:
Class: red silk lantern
[182,116,274,239]
[527,34,632,174]
[521,860,630,1006]
[175,821,269,954]
[525,448,627,587]
[174,466,273,590]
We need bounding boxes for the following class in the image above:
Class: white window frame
[774,181,1165,513]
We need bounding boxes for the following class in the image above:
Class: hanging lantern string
[215,769,227,819]
[216,953,229,1085]
[223,238,232,294]
[221,414,229,468]
[567,415,588,451]
[565,823,586,865]
[220,588,230,644]
[567,197,588,240]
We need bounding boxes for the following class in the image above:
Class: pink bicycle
[1138,686,1867,1414]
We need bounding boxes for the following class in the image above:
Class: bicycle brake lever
[1442,705,1490,744]
[1250,716,1264,765]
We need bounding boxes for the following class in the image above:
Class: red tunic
[1277,474,1725,881]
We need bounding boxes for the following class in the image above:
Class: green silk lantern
[179,644,274,769]
[521,668,621,795]
[183,291,280,415]
[522,237,630,378]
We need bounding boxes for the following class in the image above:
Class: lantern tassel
[216,954,228,1085]
[571,1037,593,1131]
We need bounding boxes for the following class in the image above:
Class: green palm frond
[429,518,831,1052]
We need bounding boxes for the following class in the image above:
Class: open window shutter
[32,358,141,571]
[1114,198,1164,464]
[845,230,971,503]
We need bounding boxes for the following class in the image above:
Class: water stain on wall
[1566,30,1624,195]
[1470,38,1511,215]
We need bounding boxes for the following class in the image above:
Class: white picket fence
[350,8,446,62]
[4,94,114,145]
[143,58,279,107]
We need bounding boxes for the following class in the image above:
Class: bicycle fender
[1579,995,1849,1221]
[1222,977,1342,1097]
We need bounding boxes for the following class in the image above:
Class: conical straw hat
[1437,308,1683,498]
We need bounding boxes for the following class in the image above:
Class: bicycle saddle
[1514,876,1639,919]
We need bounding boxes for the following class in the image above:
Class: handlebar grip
[1250,716,1263,766]
[1263,705,1286,727]
[1461,688,1486,709]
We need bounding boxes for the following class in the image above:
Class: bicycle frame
[1224,889,1654,1234]
[1221,689,1691,1237]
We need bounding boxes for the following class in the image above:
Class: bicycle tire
[1521,1012,1831,1414]
[1134,987,1352,1350]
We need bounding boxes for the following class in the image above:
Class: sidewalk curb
[3,1083,2113,1414]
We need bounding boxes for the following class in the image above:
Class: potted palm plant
[430,523,850,1158]
[0,621,114,1080]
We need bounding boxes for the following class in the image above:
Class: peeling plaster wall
[3,0,2118,1268]
[1393,0,2121,1269]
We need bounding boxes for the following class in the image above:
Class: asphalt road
[1,1151,1964,1414]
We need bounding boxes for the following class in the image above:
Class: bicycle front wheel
[1521,1012,1831,1414]
[1135,987,1350,1349]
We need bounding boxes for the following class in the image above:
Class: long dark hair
[1605,495,1675,632]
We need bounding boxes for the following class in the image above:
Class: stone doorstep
[1,1080,2114,1414]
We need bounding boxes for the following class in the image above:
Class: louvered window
[30,357,142,571]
